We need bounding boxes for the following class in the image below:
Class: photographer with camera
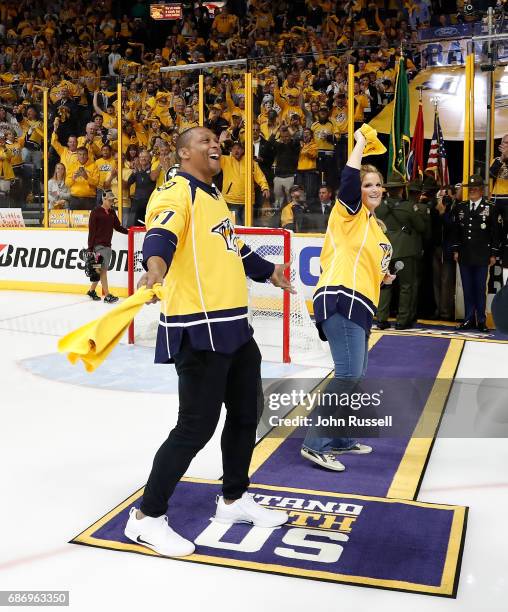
[86,190,128,303]
[281,184,308,232]
[431,184,459,320]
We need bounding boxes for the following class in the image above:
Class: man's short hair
[76,146,88,154]
[289,185,303,195]
[319,184,333,194]
[176,127,198,155]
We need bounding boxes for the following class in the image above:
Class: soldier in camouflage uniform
[375,175,426,330]
[408,175,436,322]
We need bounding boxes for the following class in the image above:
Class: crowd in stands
[0,0,477,229]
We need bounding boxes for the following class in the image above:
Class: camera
[82,250,103,282]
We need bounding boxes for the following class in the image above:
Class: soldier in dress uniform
[375,175,426,330]
[452,174,500,332]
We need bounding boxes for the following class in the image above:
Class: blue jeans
[303,312,368,453]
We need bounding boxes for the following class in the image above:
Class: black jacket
[307,200,333,232]
[205,117,230,137]
[451,198,500,266]
[271,137,300,176]
[254,136,275,180]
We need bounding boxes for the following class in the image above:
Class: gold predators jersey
[313,166,392,336]
[143,171,275,362]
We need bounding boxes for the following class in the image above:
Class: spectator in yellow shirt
[296,127,320,208]
[19,105,44,170]
[260,110,281,141]
[93,91,117,129]
[219,138,270,226]
[95,143,117,205]
[225,81,245,122]
[274,86,305,124]
[150,140,174,188]
[5,127,24,176]
[178,106,199,133]
[354,81,369,126]
[331,93,348,134]
[376,57,395,83]
[297,128,318,172]
[0,133,14,195]
[51,118,79,173]
[77,122,103,161]
[212,6,239,39]
[354,60,368,79]
[66,147,100,210]
[365,51,382,74]
[311,105,337,189]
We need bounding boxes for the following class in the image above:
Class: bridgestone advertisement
[0,230,130,287]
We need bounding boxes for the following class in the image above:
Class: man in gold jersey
[124,127,291,557]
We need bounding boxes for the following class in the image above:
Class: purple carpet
[71,334,467,596]
[375,322,508,343]
[73,479,467,597]
[252,335,453,498]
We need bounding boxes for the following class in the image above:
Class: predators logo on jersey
[211,218,239,254]
[379,243,393,273]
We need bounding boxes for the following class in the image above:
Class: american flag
[425,109,449,186]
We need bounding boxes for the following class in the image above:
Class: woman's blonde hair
[360,164,384,185]
[360,164,387,232]
[52,162,66,181]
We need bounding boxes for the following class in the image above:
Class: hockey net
[127,226,326,363]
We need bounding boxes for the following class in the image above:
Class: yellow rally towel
[57,285,165,372]
[359,123,387,156]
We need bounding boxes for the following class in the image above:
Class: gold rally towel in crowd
[57,285,164,372]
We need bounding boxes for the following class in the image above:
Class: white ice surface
[0,291,507,611]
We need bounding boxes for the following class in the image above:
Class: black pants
[459,263,489,325]
[130,197,149,227]
[317,150,337,191]
[432,247,456,320]
[140,336,262,517]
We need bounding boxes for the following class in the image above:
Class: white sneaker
[214,492,289,528]
[124,507,195,557]
[332,443,372,455]
[301,447,346,471]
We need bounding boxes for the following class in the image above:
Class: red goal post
[127,226,293,362]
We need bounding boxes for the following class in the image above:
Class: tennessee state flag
[407,99,424,180]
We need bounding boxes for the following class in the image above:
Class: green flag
[388,58,410,180]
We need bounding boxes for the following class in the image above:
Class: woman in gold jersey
[302,129,395,472]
